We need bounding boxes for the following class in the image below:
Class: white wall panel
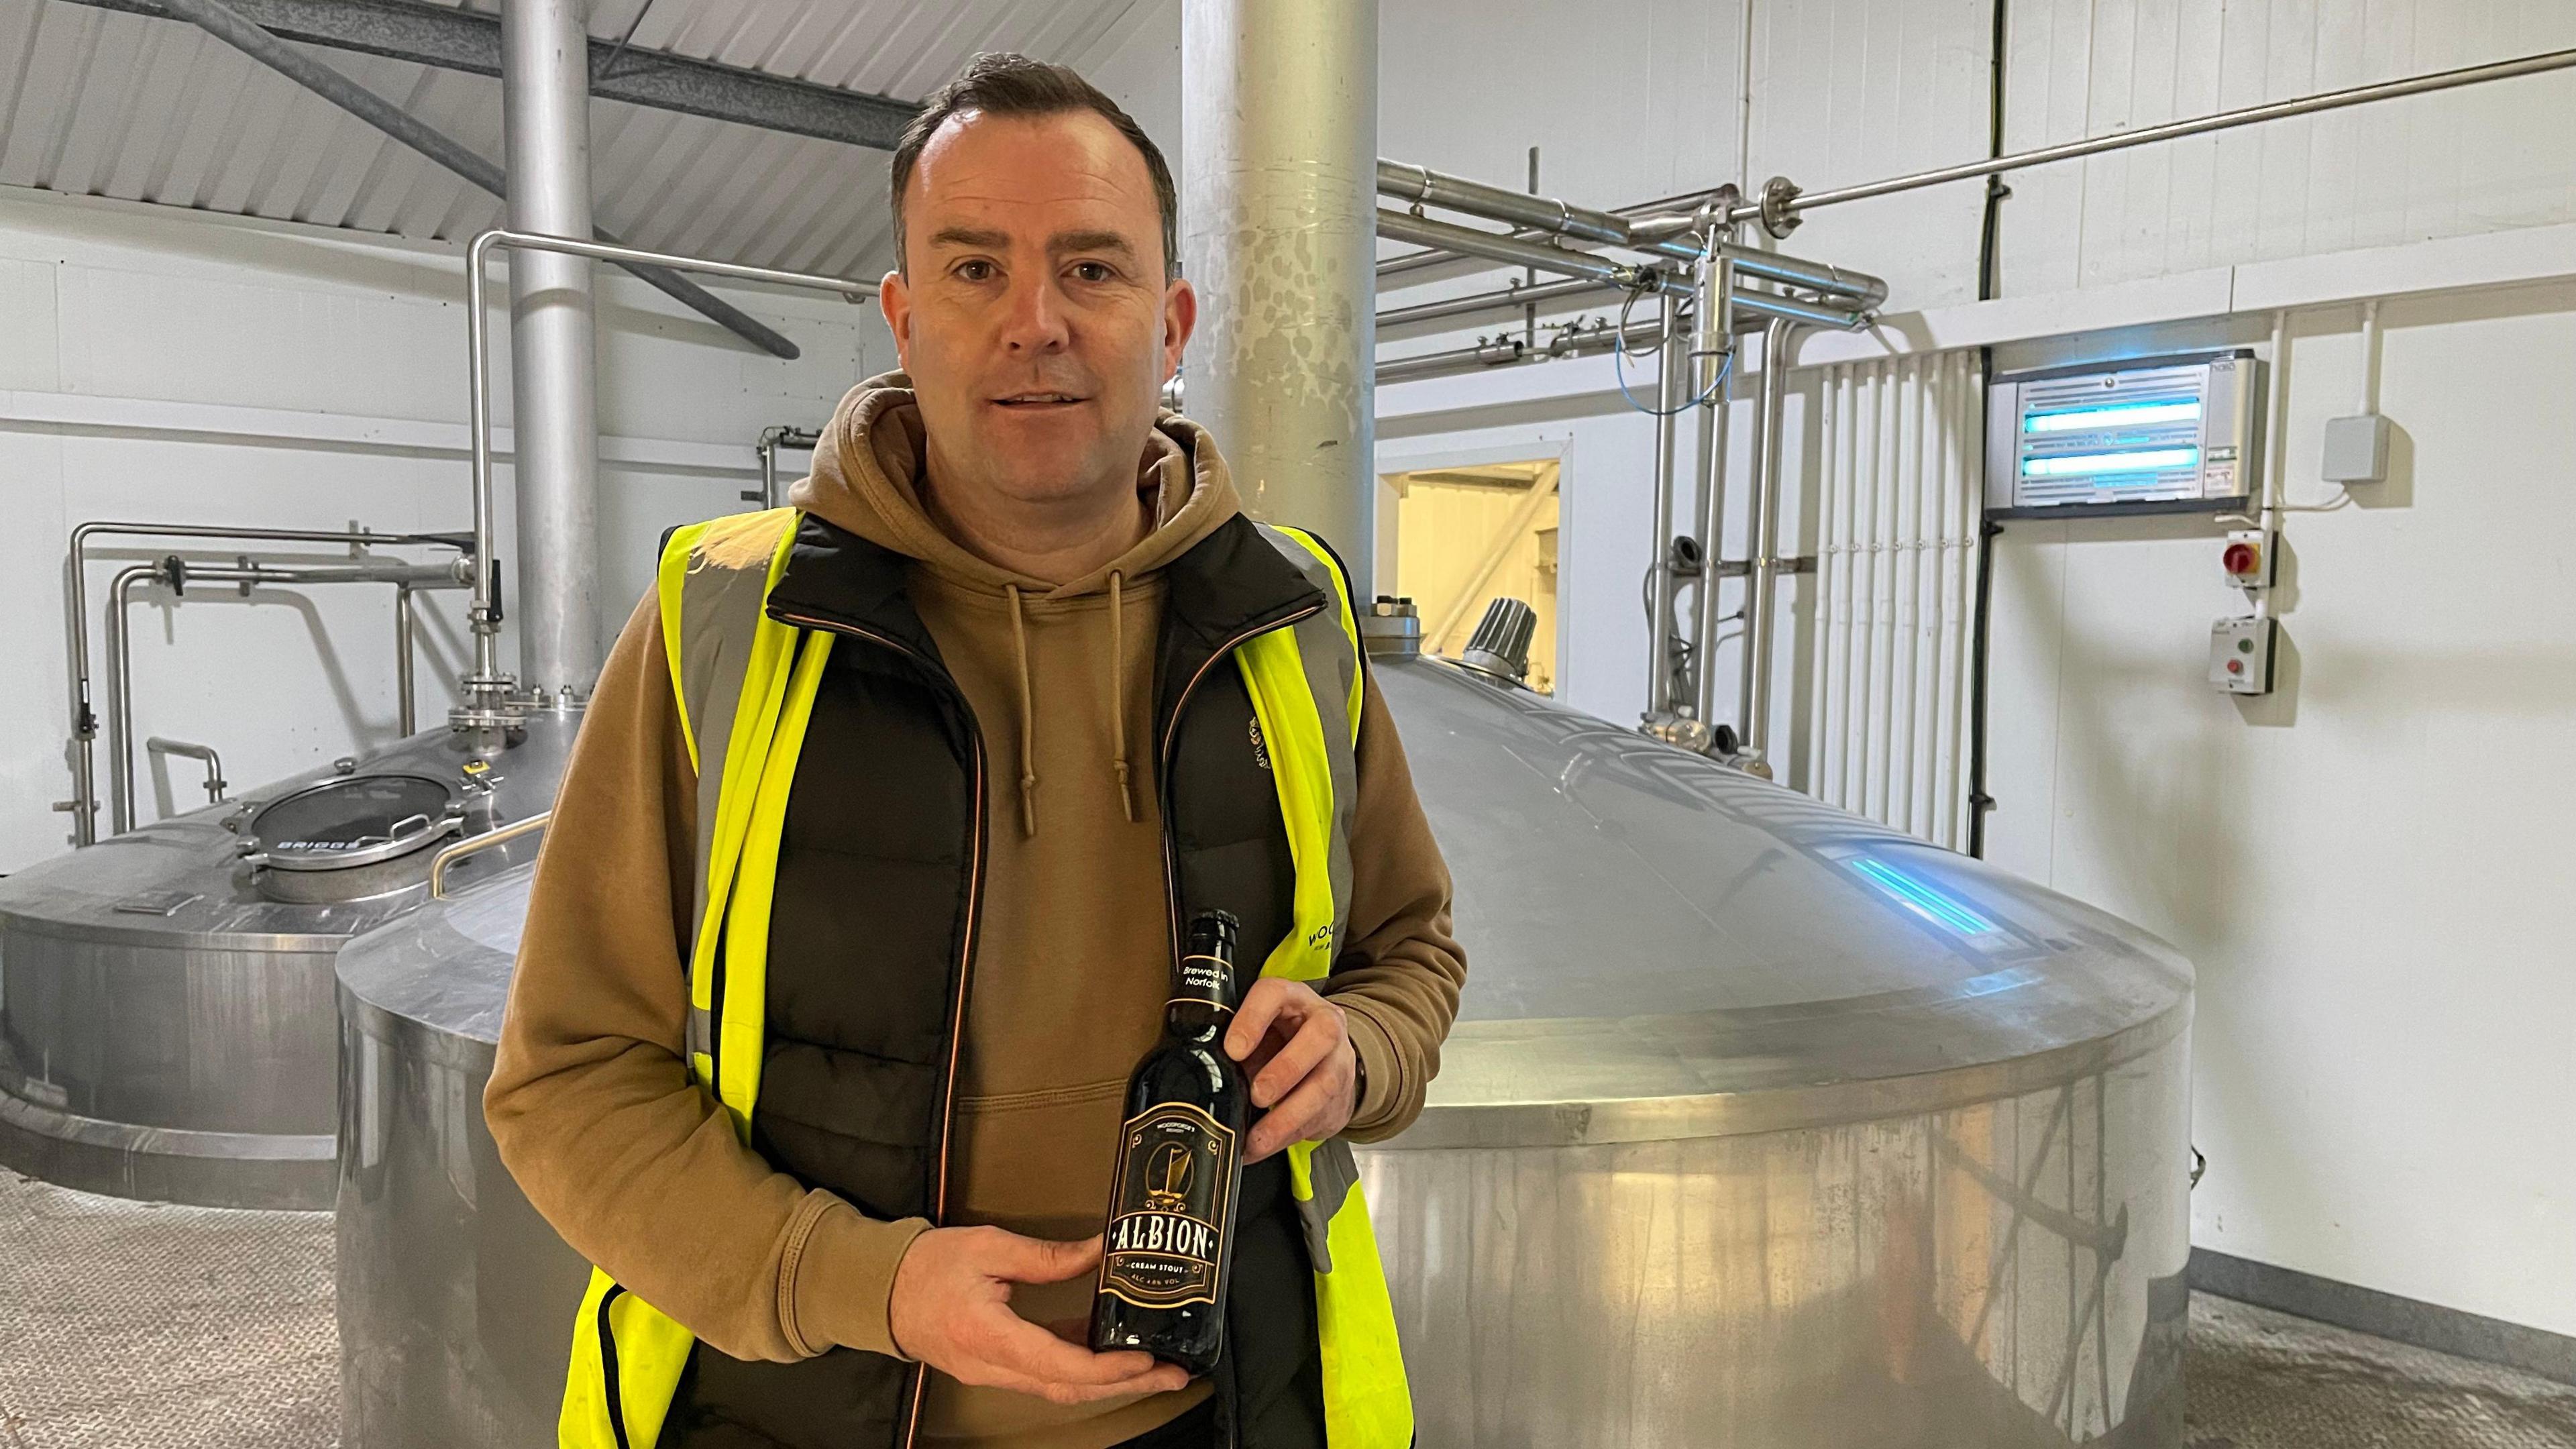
[0,186,890,871]
[1743,0,1993,307]
[1998,0,2576,294]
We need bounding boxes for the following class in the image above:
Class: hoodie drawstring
[1109,572,1136,822]
[1006,584,1038,837]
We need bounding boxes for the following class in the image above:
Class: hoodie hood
[787,370,1241,598]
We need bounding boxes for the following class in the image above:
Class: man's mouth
[992,392,1087,409]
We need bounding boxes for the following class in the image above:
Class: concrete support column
[502,0,601,701]
[1181,0,1380,587]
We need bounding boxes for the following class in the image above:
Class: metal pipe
[1377,210,1686,297]
[430,810,553,898]
[62,521,467,844]
[1377,157,1715,266]
[1377,277,1625,332]
[1732,288,1868,331]
[1376,318,1666,384]
[145,737,227,806]
[1739,317,1803,760]
[1645,294,1684,714]
[394,584,417,736]
[150,0,796,360]
[1727,46,2576,227]
[757,425,824,509]
[1185,0,1381,585]
[1379,158,1634,248]
[503,0,601,706]
[460,230,872,725]
[105,565,154,835]
[1693,255,1738,728]
[1713,243,1887,307]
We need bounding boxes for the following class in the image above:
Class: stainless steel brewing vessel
[0,719,571,1210]
[334,655,2191,1446]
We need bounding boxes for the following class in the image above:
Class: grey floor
[5,1167,2574,1448]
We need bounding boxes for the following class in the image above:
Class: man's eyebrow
[1051,229,1138,260]
[925,225,1011,252]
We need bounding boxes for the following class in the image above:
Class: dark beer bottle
[1090,909,1249,1374]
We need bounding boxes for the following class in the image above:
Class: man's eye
[957,260,995,282]
[1071,262,1114,283]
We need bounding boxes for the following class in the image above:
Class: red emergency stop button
[2226,658,2245,675]
[2223,541,2259,578]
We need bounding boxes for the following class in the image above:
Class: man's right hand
[888,1226,1189,1406]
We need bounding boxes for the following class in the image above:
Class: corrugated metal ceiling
[0,0,1160,276]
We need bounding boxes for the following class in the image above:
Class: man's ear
[880,269,913,366]
[1161,277,1197,383]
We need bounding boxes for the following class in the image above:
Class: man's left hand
[1225,979,1358,1163]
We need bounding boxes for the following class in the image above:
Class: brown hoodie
[484,376,1467,1449]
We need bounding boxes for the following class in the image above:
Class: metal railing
[429,810,553,899]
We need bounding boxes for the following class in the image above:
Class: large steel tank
[0,718,570,1210]
[333,651,2191,1447]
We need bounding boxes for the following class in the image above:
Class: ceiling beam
[59,0,920,151]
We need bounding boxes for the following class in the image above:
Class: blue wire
[1613,321,1731,417]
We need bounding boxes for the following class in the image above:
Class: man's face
[881,109,1194,515]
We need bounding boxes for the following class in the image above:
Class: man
[486,52,1464,1449]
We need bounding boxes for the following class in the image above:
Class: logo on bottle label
[1100,1102,1237,1309]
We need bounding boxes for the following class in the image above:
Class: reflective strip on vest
[563,510,828,1449]
[1240,525,1415,1449]
[565,512,1412,1449]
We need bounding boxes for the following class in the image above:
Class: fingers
[1246,1052,1355,1163]
[984,1230,1104,1285]
[969,1313,1190,1403]
[1249,1005,1345,1109]
[1224,977,1299,1060]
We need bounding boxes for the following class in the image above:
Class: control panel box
[2210,615,2276,695]
[1987,350,2261,519]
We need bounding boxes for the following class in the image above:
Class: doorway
[1381,459,1560,694]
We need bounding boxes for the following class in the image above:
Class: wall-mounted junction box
[2322,413,2390,484]
[1986,350,2261,519]
[2210,615,2276,695]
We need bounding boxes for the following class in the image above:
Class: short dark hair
[889,52,1180,281]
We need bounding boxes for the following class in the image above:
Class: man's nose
[998,273,1069,354]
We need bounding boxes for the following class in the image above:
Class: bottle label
[1168,951,1232,1010]
[1099,1101,1237,1309]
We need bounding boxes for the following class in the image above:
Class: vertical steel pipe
[502,0,602,702]
[104,565,156,835]
[1183,0,1381,585]
[1691,252,1735,727]
[1644,294,1683,714]
[1739,317,1801,759]
[394,584,417,736]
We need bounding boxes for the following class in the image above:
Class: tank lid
[246,773,462,872]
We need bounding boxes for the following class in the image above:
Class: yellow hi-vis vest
[559,508,1413,1449]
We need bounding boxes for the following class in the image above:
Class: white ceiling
[0,0,1165,276]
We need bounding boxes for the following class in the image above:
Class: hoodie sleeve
[1322,670,1468,1142]
[483,591,929,1364]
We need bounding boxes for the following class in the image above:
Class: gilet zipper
[767,608,989,1449]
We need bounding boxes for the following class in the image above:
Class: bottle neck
[1166,947,1236,1041]
[1165,998,1232,1042]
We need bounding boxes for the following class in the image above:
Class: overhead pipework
[1373,154,1885,759]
